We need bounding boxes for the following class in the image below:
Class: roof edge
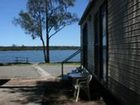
[79,0,94,25]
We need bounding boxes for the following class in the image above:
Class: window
[101,4,107,82]
[94,2,108,82]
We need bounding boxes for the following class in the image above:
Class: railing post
[61,63,64,80]
[15,57,18,63]
[60,48,81,80]
[26,57,29,63]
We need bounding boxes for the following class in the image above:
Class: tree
[13,0,78,63]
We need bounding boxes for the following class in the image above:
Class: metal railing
[61,48,81,79]
[15,57,29,63]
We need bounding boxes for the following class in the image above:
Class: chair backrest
[83,68,89,73]
[87,74,92,84]
[80,74,92,84]
[79,67,92,84]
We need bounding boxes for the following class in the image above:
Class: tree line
[0,46,80,51]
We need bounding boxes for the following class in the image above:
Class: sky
[0,0,88,46]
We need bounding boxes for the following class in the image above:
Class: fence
[15,57,29,63]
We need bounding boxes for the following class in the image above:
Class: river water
[0,50,80,63]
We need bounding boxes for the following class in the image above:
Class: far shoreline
[0,46,80,51]
[0,62,80,66]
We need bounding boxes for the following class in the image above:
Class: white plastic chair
[73,74,92,102]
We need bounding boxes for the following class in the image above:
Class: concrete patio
[0,63,106,105]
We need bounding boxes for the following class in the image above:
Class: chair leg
[76,86,80,102]
[74,88,77,98]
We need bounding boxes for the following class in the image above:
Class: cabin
[79,0,140,105]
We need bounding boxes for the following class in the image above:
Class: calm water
[0,50,80,63]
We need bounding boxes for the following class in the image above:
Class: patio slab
[39,63,80,77]
[0,64,107,105]
[0,65,40,79]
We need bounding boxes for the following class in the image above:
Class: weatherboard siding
[80,0,140,105]
[108,0,140,105]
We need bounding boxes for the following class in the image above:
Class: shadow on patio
[40,79,106,105]
[0,79,106,105]
[0,79,10,86]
